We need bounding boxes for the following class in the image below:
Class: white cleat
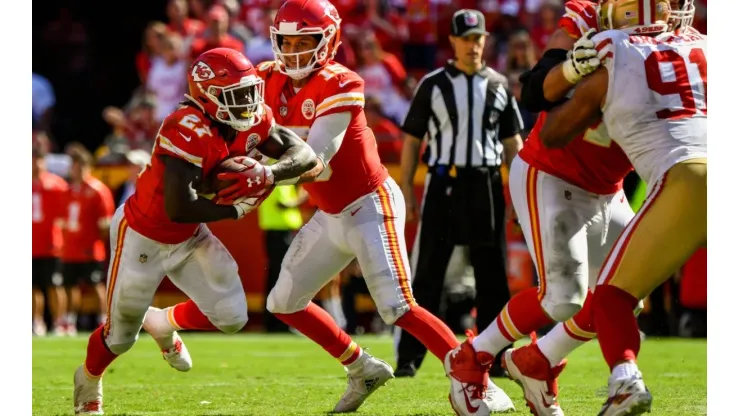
[333,352,394,413]
[143,306,192,372]
[73,365,103,415]
[32,320,47,337]
[598,373,653,416]
[445,340,516,415]
[502,346,565,416]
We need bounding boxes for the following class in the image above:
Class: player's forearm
[269,144,318,183]
[166,193,238,223]
[289,158,325,184]
[543,64,577,102]
[400,135,422,193]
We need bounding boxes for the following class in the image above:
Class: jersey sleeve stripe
[157,135,203,167]
[596,38,614,63]
[316,92,365,111]
[315,96,365,117]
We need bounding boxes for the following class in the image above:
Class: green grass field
[33,334,706,415]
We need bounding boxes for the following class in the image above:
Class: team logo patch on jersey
[279,106,288,117]
[247,133,260,150]
[302,99,316,119]
[192,61,215,82]
[139,254,148,264]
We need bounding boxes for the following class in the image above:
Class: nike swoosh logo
[339,80,352,88]
[178,131,192,142]
[350,207,361,216]
[463,391,480,413]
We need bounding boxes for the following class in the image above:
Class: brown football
[195,157,249,198]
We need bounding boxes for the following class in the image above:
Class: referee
[394,9,524,377]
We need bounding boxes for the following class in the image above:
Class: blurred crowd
[32,0,708,337]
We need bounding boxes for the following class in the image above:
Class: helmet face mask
[270,0,342,81]
[598,0,672,35]
[668,0,695,32]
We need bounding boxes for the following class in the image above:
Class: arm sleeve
[401,75,435,140]
[305,112,352,166]
[518,48,569,113]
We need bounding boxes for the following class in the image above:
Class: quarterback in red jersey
[445,1,639,415]
[250,0,484,412]
[73,48,317,415]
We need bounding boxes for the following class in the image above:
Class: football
[195,156,253,200]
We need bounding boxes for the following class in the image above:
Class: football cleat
[73,365,103,415]
[598,372,652,416]
[445,336,516,415]
[502,344,565,416]
[143,306,192,372]
[333,352,394,413]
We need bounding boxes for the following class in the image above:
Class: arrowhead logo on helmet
[191,61,215,82]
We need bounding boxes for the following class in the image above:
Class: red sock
[593,285,640,370]
[564,292,596,341]
[84,325,118,377]
[274,302,361,365]
[395,306,458,361]
[497,287,554,341]
[171,299,218,331]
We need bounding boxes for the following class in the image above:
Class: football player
[445,1,638,415]
[238,0,514,413]
[73,48,317,415]
[539,1,706,414]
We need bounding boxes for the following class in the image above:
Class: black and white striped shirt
[402,62,524,168]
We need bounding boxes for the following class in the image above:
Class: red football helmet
[270,0,342,80]
[186,48,265,131]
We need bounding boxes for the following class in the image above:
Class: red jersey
[257,60,388,214]
[124,104,273,244]
[32,171,68,258]
[519,0,633,195]
[61,177,115,262]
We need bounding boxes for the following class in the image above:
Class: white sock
[346,349,366,375]
[146,307,176,349]
[472,321,516,356]
[612,362,640,380]
[537,323,590,367]
[66,312,78,326]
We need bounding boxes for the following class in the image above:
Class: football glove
[562,28,601,84]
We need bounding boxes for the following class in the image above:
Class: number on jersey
[32,193,43,222]
[178,114,213,138]
[644,48,707,120]
[67,202,81,232]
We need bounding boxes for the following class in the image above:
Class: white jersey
[593,30,707,191]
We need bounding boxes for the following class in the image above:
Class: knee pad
[107,338,137,355]
[376,302,411,325]
[212,292,248,334]
[541,273,588,322]
[265,269,310,314]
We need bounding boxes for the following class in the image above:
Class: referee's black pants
[396,167,512,371]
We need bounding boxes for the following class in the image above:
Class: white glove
[562,28,601,84]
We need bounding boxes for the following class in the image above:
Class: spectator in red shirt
[190,5,245,60]
[168,0,206,48]
[365,96,403,163]
[528,0,561,55]
[59,145,115,335]
[32,143,69,336]
[135,21,168,85]
[355,33,412,125]
[341,0,409,59]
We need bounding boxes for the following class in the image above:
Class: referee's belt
[430,164,500,178]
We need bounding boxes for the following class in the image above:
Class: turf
[33,334,706,415]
